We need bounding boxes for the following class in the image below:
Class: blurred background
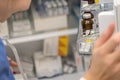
[0,0,113,80]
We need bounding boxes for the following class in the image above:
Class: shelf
[6,28,78,44]
[28,72,84,80]
[40,72,84,80]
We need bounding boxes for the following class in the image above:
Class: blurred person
[0,0,31,80]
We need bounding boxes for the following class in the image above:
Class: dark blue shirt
[0,39,15,80]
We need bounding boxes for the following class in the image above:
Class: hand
[7,57,18,72]
[0,0,31,22]
[85,22,120,80]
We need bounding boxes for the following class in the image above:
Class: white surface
[98,11,114,34]
[5,28,77,44]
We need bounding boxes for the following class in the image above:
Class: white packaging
[84,42,92,54]
[79,42,86,53]
[56,1,64,15]
[63,65,69,73]
[11,13,32,37]
[21,61,33,72]
[43,37,58,56]
[13,20,31,32]
[62,0,69,14]
[81,1,88,7]
[0,21,9,39]
[45,2,53,17]
[34,52,62,78]
[67,66,75,74]
[51,1,58,16]
[32,8,68,32]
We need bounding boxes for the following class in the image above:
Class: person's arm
[81,22,120,80]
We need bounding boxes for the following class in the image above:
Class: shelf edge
[7,28,78,44]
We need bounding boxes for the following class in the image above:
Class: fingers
[9,59,18,73]
[10,60,18,67]
[94,22,114,50]
[7,57,18,67]
[111,48,120,63]
[8,57,18,73]
[101,31,120,53]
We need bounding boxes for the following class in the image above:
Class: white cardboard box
[34,52,62,78]
[43,37,58,56]
[32,8,68,32]
[0,21,9,39]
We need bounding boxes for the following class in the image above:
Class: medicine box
[0,21,9,39]
[32,8,68,32]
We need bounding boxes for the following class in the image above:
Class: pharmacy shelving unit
[5,1,81,80]
[5,27,79,80]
